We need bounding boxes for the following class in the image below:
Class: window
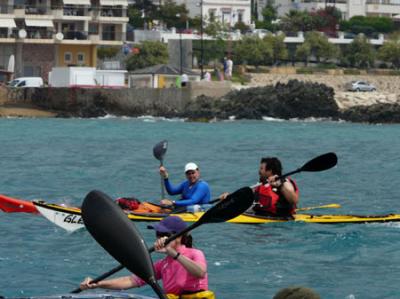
[77,52,85,64]
[238,11,243,23]
[64,52,72,63]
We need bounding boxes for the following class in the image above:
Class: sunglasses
[156,232,173,238]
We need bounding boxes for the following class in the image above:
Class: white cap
[184,162,198,173]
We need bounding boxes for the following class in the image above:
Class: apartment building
[262,0,400,20]
[174,0,251,27]
[0,0,129,79]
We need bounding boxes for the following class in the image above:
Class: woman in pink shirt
[80,216,208,297]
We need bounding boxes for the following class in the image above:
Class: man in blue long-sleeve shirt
[159,162,211,208]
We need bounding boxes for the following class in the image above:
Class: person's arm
[155,238,206,278]
[173,182,210,207]
[80,276,138,290]
[279,180,298,205]
[160,166,183,196]
[269,175,298,205]
[169,250,207,278]
[164,179,184,195]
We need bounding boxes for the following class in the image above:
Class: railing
[100,8,123,17]
[25,29,54,39]
[63,7,85,16]
[25,5,48,15]
[102,30,123,41]
[63,30,88,40]
[0,29,18,38]
[366,0,400,4]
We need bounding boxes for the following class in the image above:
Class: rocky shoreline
[1,73,400,123]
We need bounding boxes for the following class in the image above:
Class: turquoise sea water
[1,117,400,299]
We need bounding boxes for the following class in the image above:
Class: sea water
[1,117,400,299]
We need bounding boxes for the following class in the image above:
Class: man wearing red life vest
[253,157,299,218]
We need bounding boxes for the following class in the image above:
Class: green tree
[340,16,394,35]
[232,21,250,34]
[378,40,400,69]
[128,1,156,28]
[279,10,315,32]
[97,46,120,60]
[258,4,278,31]
[344,35,375,68]
[155,0,189,29]
[302,31,339,62]
[263,33,288,64]
[233,36,273,66]
[262,4,277,24]
[204,18,229,38]
[295,43,311,66]
[125,41,168,71]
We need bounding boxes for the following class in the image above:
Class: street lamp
[176,13,183,74]
[200,0,204,79]
[195,0,204,78]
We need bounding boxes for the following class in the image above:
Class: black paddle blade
[300,152,337,172]
[200,187,254,224]
[153,140,168,161]
[81,190,157,286]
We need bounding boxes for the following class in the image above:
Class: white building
[267,0,400,20]
[178,0,252,26]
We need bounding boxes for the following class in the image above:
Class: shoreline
[1,73,400,120]
[0,103,57,118]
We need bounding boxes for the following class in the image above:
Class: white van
[8,77,44,88]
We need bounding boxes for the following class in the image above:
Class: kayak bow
[0,194,38,214]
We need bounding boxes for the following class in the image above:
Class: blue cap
[147,216,187,233]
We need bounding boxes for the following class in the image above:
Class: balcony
[25,28,54,39]
[102,30,122,41]
[63,30,88,40]
[25,5,48,15]
[0,28,17,39]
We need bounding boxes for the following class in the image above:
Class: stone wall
[7,81,232,117]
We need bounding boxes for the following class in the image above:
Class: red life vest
[253,178,299,217]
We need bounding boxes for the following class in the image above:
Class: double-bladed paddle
[71,186,254,296]
[153,140,168,199]
[277,152,338,181]
[209,152,338,204]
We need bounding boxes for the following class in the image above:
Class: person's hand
[161,199,174,206]
[219,192,230,201]
[268,175,283,188]
[159,166,168,179]
[154,236,177,256]
[80,277,98,290]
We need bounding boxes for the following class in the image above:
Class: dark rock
[180,80,340,121]
[340,103,400,123]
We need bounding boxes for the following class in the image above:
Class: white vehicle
[8,77,44,88]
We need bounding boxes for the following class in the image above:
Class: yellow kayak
[32,201,400,232]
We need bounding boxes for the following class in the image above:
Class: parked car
[346,80,376,92]
[8,77,44,88]
[245,29,271,39]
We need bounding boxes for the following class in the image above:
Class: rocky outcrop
[182,80,339,121]
[340,103,400,123]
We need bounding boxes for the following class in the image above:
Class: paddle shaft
[71,264,124,293]
[160,159,165,199]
